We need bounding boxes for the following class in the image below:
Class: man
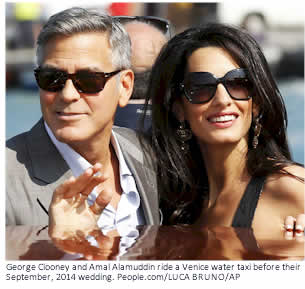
[114,20,169,131]
[124,20,169,73]
[6,7,159,226]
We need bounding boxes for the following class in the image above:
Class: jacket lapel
[114,128,159,225]
[26,119,72,207]
[26,119,72,183]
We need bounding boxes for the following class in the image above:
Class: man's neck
[44,121,116,175]
[68,128,113,170]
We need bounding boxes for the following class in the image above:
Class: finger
[91,163,103,176]
[295,214,305,236]
[63,166,99,199]
[90,188,112,216]
[67,168,95,196]
[74,194,87,208]
[81,174,109,197]
[284,230,294,240]
[295,233,305,243]
[284,215,296,232]
[52,176,76,203]
[67,163,104,198]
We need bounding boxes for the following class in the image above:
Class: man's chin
[53,128,88,144]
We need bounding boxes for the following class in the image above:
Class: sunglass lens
[75,72,105,93]
[188,85,215,103]
[185,73,216,103]
[224,69,252,100]
[35,70,64,92]
[226,77,252,99]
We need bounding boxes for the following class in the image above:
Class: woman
[144,23,304,235]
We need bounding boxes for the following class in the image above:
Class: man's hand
[48,163,112,238]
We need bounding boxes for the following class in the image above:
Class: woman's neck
[199,140,251,204]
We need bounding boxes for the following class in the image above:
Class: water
[279,78,304,164]
[6,78,304,164]
[6,89,42,139]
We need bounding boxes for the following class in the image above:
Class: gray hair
[36,7,131,70]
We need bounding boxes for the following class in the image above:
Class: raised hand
[48,163,113,238]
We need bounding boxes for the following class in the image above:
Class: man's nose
[58,79,81,103]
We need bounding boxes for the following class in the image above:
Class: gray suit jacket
[6,119,159,225]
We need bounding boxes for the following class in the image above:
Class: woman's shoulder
[264,164,304,207]
[266,164,304,185]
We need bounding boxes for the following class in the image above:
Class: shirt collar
[111,129,133,177]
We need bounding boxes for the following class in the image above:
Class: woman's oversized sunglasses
[34,68,121,94]
[114,15,172,38]
[180,68,253,104]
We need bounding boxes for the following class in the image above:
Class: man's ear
[118,69,134,108]
[172,99,185,121]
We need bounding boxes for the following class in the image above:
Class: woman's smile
[207,112,239,128]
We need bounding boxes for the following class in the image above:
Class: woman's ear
[118,69,134,108]
[252,102,260,119]
[172,99,185,121]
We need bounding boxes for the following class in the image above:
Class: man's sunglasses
[180,68,253,104]
[114,15,172,38]
[34,68,121,94]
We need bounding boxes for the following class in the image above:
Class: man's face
[39,32,131,146]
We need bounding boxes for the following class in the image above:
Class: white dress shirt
[44,122,145,229]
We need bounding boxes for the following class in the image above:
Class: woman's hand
[284,214,305,240]
[48,163,112,238]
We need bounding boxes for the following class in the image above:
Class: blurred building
[5,2,304,89]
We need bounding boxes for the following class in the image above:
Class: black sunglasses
[114,15,172,38]
[34,68,121,94]
[180,68,253,104]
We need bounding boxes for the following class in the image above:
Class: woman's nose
[211,83,233,106]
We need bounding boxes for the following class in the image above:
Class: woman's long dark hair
[141,23,301,224]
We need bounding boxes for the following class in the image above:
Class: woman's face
[177,46,255,149]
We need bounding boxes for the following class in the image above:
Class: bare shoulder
[253,165,304,233]
[266,165,304,187]
[264,165,304,209]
